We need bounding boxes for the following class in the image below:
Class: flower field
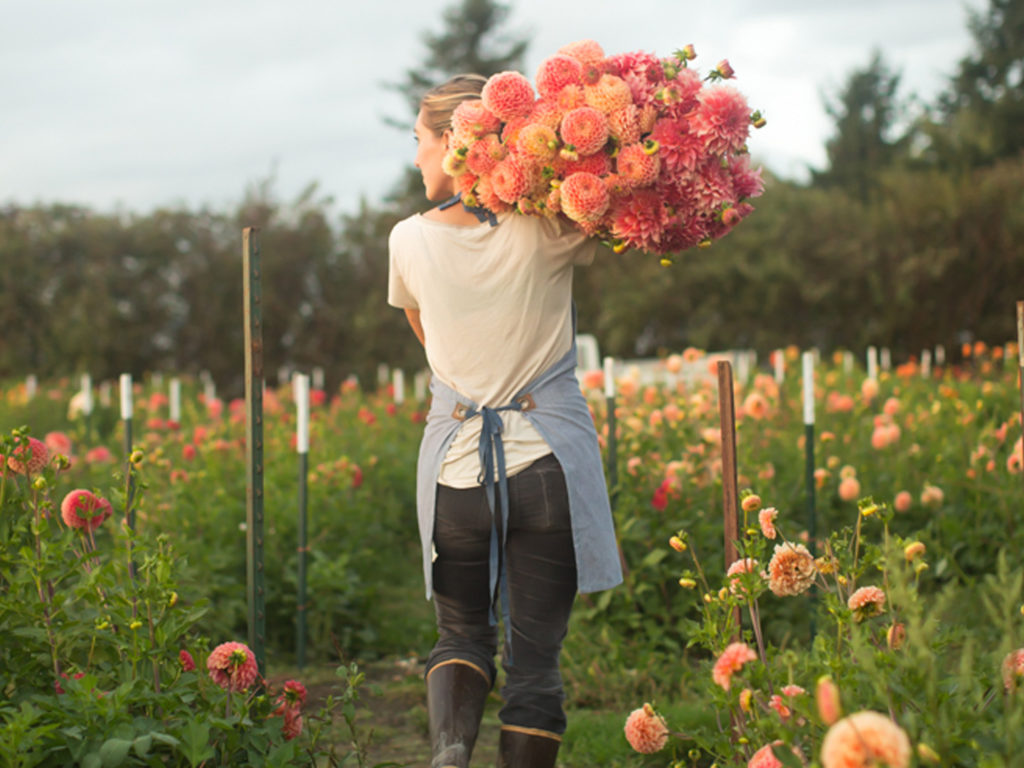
[2,341,1023,766]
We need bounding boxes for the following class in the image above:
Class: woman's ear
[442,129,453,151]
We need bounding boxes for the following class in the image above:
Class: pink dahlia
[7,437,49,475]
[607,50,665,106]
[712,641,757,690]
[44,431,73,458]
[60,489,112,531]
[85,446,113,463]
[278,679,307,708]
[1001,648,1024,691]
[536,54,583,98]
[690,158,736,215]
[758,507,778,539]
[451,99,501,144]
[767,542,816,597]
[649,118,703,175]
[560,106,610,155]
[584,73,633,114]
[560,172,609,223]
[280,707,303,740]
[616,143,661,187]
[490,156,532,203]
[610,188,667,252]
[726,557,761,595]
[690,85,751,155]
[465,134,505,176]
[557,151,611,178]
[623,702,668,753]
[206,641,259,692]
[847,586,886,619]
[748,741,796,768]
[179,649,196,671]
[729,154,766,199]
[820,711,911,768]
[559,39,605,66]
[816,675,842,725]
[481,71,535,122]
[657,67,703,117]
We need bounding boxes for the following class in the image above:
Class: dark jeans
[426,453,578,734]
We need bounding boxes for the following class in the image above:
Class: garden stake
[120,373,135,532]
[603,356,618,509]
[1017,301,1023,494]
[81,373,93,443]
[169,378,181,424]
[243,226,267,680]
[294,372,310,669]
[802,352,817,640]
[716,360,741,640]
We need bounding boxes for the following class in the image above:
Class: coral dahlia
[7,437,49,475]
[690,84,751,155]
[820,711,911,768]
[206,641,259,692]
[536,54,583,98]
[616,142,661,187]
[481,71,535,122]
[559,172,610,223]
[767,542,816,597]
[623,702,669,753]
[559,106,610,155]
[60,489,113,531]
[712,641,757,690]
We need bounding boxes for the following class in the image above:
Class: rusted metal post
[243,227,267,678]
[716,361,741,639]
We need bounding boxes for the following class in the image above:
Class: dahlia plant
[624,491,1024,766]
[0,427,382,767]
[444,39,766,262]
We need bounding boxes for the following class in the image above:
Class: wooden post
[716,361,741,638]
[243,227,267,678]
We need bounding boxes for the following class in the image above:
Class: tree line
[2,0,1021,394]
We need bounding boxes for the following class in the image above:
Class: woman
[388,73,622,768]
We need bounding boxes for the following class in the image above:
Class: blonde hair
[420,74,487,136]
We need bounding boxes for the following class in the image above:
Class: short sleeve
[387,224,418,309]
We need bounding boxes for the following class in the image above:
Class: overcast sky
[2,0,984,217]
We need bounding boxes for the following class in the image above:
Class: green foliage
[0,428,389,767]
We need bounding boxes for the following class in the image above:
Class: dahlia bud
[130,449,145,465]
[815,675,841,725]
[642,139,660,155]
[887,622,906,650]
[168,591,179,607]
[741,493,762,513]
[751,110,767,129]
[678,577,697,589]
[698,238,712,248]
[904,541,926,561]
[715,59,735,79]
[32,475,47,490]
[917,743,941,763]
[129,620,143,631]
[660,258,673,267]
[677,44,696,61]
[669,535,686,552]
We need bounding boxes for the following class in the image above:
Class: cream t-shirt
[388,211,596,487]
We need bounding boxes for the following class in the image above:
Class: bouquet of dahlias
[443,40,766,263]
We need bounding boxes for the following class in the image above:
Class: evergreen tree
[812,51,912,200]
[927,0,1024,168]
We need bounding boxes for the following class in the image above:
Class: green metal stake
[294,373,310,669]
[243,227,267,679]
[603,357,618,509]
[120,373,135,531]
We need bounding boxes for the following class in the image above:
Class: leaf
[640,548,669,568]
[132,734,152,757]
[178,721,214,767]
[81,755,102,768]
[99,738,132,767]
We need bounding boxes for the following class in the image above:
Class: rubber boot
[496,726,561,768]
[427,659,492,768]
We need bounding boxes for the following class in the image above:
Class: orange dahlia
[491,156,532,203]
[465,134,505,176]
[559,172,609,223]
[623,703,669,753]
[536,54,583,98]
[616,142,661,187]
[515,123,559,161]
[560,106,609,155]
[584,73,633,114]
[451,99,501,144]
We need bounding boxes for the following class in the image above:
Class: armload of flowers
[621,491,1024,766]
[443,39,766,262]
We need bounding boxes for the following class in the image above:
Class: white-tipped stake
[843,351,854,375]
[935,344,946,366]
[26,374,37,400]
[880,347,891,371]
[170,378,181,422]
[414,371,427,402]
[81,374,93,415]
[312,367,325,392]
[377,363,389,388]
[802,352,815,426]
[867,346,878,381]
[921,350,932,379]
[603,356,615,399]
[120,374,133,420]
[203,378,216,404]
[773,349,784,384]
[393,369,405,405]
[99,381,111,407]
[294,373,310,454]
